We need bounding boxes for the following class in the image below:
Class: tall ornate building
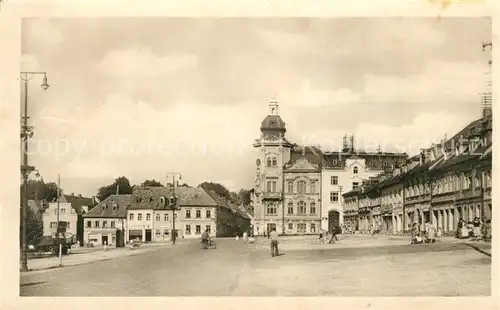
[251,100,293,235]
[251,100,408,235]
[283,148,322,234]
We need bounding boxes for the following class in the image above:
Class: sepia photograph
[17,16,493,297]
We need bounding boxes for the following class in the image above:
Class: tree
[141,179,164,187]
[238,189,251,206]
[199,182,231,200]
[96,176,133,202]
[26,206,43,245]
[20,179,62,202]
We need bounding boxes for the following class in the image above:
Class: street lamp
[20,71,49,272]
[166,172,182,245]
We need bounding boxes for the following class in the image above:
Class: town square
[13,17,493,298]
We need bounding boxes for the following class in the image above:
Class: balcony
[262,192,283,201]
[285,213,320,220]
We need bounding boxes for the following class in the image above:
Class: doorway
[328,210,340,232]
[266,223,276,233]
[101,235,108,245]
[145,229,152,242]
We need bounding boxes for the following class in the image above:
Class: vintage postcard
[0,0,497,309]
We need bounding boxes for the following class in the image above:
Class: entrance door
[145,229,152,242]
[101,235,108,245]
[266,223,276,233]
[328,210,340,232]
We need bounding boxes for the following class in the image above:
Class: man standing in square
[270,228,279,257]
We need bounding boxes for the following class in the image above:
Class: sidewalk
[23,241,176,272]
[250,233,492,253]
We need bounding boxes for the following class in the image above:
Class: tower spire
[269,99,279,115]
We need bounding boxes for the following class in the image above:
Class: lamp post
[166,172,182,244]
[20,71,49,272]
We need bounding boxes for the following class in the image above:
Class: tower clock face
[256,159,261,166]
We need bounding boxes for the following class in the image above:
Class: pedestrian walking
[269,228,279,257]
[243,231,248,243]
[328,228,338,244]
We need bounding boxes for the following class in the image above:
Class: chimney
[419,149,425,165]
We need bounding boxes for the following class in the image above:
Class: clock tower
[251,100,293,235]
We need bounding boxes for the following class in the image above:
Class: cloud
[98,47,198,78]
[25,19,65,48]
[279,79,360,108]
[20,54,41,72]
[362,61,485,103]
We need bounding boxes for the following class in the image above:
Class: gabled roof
[59,194,94,215]
[129,186,218,210]
[430,142,491,172]
[288,145,323,167]
[83,194,134,218]
[204,190,251,220]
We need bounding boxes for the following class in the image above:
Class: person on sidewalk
[319,230,325,244]
[329,228,338,244]
[243,231,248,243]
[484,220,492,242]
[269,228,279,257]
[472,217,482,241]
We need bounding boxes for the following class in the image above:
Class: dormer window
[159,196,165,205]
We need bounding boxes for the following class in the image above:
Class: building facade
[342,112,493,235]
[321,151,406,231]
[83,194,133,246]
[250,100,407,235]
[126,186,219,241]
[251,101,293,235]
[42,193,94,244]
[283,156,321,234]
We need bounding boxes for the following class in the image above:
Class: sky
[20,17,492,198]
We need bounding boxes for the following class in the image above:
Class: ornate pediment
[346,160,364,169]
[286,157,318,171]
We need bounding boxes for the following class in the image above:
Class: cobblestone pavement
[20,235,491,296]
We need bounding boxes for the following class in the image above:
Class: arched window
[267,157,272,167]
[353,166,359,174]
[287,202,293,214]
[310,181,316,193]
[287,181,293,193]
[159,196,165,206]
[298,181,307,194]
[310,202,316,214]
[266,203,277,215]
[297,201,306,215]
[272,157,277,166]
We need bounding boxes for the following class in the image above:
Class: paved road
[20,237,491,296]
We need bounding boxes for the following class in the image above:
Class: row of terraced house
[342,112,493,235]
[82,186,251,246]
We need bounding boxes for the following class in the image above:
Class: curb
[22,243,174,274]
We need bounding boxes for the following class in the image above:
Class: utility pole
[57,174,62,267]
[166,172,182,244]
[20,71,49,272]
